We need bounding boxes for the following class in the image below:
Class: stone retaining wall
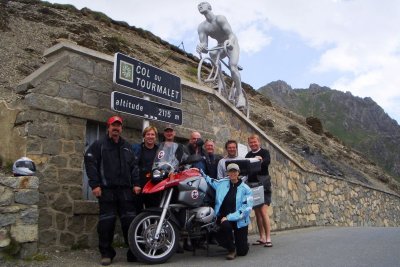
[0,175,39,259]
[269,166,400,230]
[7,42,400,251]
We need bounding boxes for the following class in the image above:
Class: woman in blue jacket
[202,163,253,260]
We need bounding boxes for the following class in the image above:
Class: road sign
[113,52,181,103]
[111,91,182,125]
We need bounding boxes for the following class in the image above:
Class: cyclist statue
[196,1,246,109]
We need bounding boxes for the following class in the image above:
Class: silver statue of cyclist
[196,1,246,109]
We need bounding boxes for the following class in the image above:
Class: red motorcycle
[128,142,216,264]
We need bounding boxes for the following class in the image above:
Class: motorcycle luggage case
[177,176,207,207]
[224,158,261,176]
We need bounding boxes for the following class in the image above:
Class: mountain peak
[258,82,400,182]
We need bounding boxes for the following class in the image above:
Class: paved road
[5,227,400,267]
[242,227,400,267]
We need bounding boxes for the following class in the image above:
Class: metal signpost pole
[142,96,150,131]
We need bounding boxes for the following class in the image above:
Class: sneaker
[225,250,236,260]
[101,257,112,266]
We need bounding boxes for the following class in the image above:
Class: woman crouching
[201,163,253,260]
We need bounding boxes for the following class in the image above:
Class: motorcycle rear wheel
[128,211,180,264]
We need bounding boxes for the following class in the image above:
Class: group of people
[84,115,273,265]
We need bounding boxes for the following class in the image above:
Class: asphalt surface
[4,227,400,267]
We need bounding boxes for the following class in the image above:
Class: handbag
[248,182,264,208]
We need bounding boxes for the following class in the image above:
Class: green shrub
[42,2,78,12]
[103,35,129,53]
[90,11,111,24]
[24,253,50,262]
[186,66,197,77]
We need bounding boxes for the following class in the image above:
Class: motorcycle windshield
[153,142,180,171]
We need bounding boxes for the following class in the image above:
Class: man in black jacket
[187,131,209,173]
[132,125,159,209]
[204,139,222,179]
[84,115,139,266]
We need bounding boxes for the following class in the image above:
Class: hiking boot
[226,249,236,260]
[101,257,112,266]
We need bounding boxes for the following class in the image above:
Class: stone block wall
[0,175,39,259]
[14,109,140,250]
[9,42,400,251]
[269,163,400,230]
[14,45,144,250]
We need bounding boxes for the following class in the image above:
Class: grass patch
[17,0,41,4]
[103,35,129,53]
[71,243,90,251]
[31,253,49,261]
[41,1,78,12]
[24,253,50,262]
[90,10,112,24]
[4,161,13,173]
[135,27,161,44]
[112,240,127,248]
[1,239,20,260]
[186,66,197,77]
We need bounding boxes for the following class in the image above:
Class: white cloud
[263,0,400,122]
[237,25,272,54]
[332,56,400,122]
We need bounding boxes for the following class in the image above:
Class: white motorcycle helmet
[13,157,36,176]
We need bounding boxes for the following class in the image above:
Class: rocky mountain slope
[259,81,400,183]
[1,0,399,194]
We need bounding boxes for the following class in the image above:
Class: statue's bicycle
[197,42,249,118]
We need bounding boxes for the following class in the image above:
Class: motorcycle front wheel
[128,211,180,264]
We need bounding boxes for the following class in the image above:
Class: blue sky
[45,0,400,124]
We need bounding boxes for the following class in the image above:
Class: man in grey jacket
[217,139,240,179]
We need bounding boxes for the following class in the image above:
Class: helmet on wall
[194,207,215,223]
[13,157,36,176]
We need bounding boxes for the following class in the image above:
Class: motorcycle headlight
[152,169,166,184]
[151,163,173,184]
[153,169,161,179]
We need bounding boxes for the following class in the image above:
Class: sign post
[111,91,182,125]
[113,52,182,129]
[113,52,181,103]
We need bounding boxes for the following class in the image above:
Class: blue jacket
[204,175,253,228]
